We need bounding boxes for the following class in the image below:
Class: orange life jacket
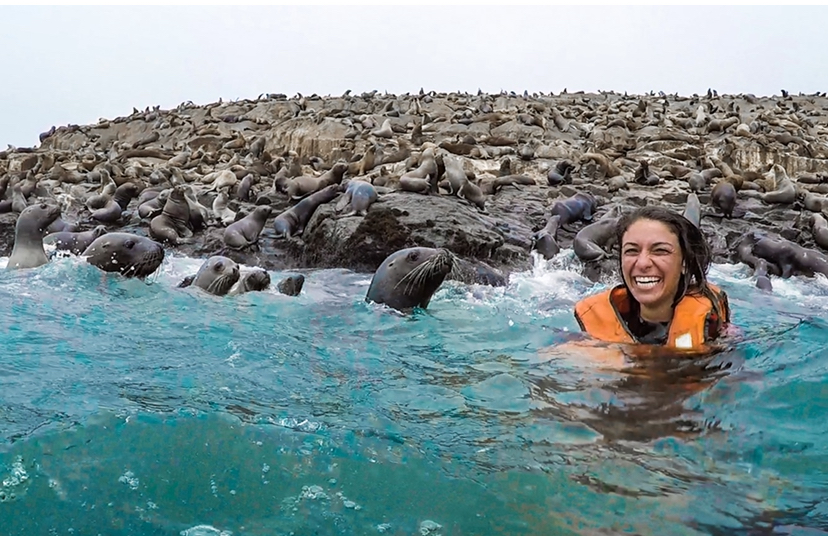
[573,283,730,351]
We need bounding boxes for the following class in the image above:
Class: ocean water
[0,250,827,536]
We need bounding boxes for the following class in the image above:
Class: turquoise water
[0,251,827,536]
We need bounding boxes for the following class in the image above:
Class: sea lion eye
[408,251,419,262]
[215,262,224,271]
[125,240,134,249]
[40,203,47,209]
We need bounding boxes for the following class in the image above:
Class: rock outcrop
[3,88,828,283]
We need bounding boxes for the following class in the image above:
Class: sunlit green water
[0,252,826,535]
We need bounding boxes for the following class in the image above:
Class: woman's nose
[634,251,654,268]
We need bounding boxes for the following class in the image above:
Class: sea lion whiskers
[395,249,456,295]
[206,273,237,295]
[396,264,431,296]
[142,264,163,285]
[122,248,165,278]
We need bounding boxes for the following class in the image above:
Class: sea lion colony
[3,87,828,297]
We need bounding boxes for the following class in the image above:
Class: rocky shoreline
[3,89,828,284]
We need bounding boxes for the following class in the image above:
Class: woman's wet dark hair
[615,206,712,305]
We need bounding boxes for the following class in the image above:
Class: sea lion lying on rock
[740,231,828,279]
[548,191,597,231]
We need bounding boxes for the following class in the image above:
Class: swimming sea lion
[44,225,107,255]
[6,202,61,269]
[682,192,702,229]
[711,180,737,218]
[449,258,507,287]
[181,256,241,296]
[277,274,305,296]
[228,269,271,295]
[273,184,340,238]
[82,232,165,278]
[365,247,457,312]
[223,206,272,249]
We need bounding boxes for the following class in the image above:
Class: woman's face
[620,218,684,317]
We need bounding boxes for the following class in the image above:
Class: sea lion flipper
[335,191,352,213]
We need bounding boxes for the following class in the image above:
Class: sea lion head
[82,232,165,278]
[366,247,457,311]
[193,256,240,296]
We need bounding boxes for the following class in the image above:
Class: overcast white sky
[1,5,826,148]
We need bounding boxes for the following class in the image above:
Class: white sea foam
[1,249,826,317]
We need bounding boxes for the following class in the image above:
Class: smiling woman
[574,206,731,352]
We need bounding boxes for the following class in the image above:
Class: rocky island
[3,88,828,286]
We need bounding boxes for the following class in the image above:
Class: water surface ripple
[0,253,826,535]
